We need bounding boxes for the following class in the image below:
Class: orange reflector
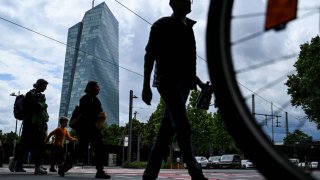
[265,0,298,31]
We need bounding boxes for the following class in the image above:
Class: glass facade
[59,2,119,125]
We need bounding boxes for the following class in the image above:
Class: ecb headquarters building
[59,2,119,125]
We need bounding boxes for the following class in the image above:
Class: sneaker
[58,164,72,177]
[95,170,111,179]
[8,157,15,172]
[49,168,57,172]
[9,166,14,172]
[57,167,65,177]
[34,167,47,175]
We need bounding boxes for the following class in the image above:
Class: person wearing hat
[142,0,207,179]
[13,78,49,175]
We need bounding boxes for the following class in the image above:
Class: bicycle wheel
[206,0,318,179]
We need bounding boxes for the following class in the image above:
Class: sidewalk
[0,164,147,174]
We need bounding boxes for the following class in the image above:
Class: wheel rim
[206,0,315,179]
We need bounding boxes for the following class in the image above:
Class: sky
[0,0,319,143]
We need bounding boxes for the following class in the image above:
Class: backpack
[69,105,82,130]
[13,94,25,120]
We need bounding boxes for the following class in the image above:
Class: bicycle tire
[206,0,315,179]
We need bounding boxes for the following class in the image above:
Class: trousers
[14,122,46,168]
[65,129,105,171]
[143,83,203,179]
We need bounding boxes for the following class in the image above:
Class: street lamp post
[294,141,300,159]
[10,91,20,157]
[122,135,128,167]
[128,90,137,163]
[10,91,20,136]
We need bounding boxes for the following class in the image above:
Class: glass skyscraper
[59,2,119,125]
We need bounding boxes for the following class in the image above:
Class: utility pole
[253,98,281,143]
[264,115,268,126]
[275,116,281,127]
[10,91,20,136]
[133,111,140,162]
[271,102,274,144]
[252,94,255,117]
[122,135,128,167]
[255,113,281,127]
[10,91,20,158]
[128,90,137,163]
[285,112,289,137]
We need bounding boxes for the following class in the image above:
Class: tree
[1,131,18,144]
[285,35,320,128]
[101,124,124,146]
[187,90,216,155]
[211,112,240,155]
[283,129,312,145]
[187,90,240,156]
[140,90,241,157]
[141,98,165,148]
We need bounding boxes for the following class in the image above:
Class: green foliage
[101,124,124,146]
[187,90,216,155]
[123,161,147,168]
[69,129,76,137]
[98,90,240,159]
[188,90,239,155]
[285,35,320,128]
[141,98,165,148]
[68,124,124,146]
[210,112,240,154]
[131,119,145,143]
[0,131,19,144]
[161,161,182,169]
[283,129,312,145]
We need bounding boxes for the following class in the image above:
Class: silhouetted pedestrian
[142,0,208,180]
[13,79,49,175]
[58,81,110,179]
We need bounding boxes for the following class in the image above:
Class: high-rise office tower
[59,2,119,125]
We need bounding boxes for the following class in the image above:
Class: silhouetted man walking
[142,0,207,180]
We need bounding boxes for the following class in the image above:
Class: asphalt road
[0,164,266,180]
[1,164,320,180]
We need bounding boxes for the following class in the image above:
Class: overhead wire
[0,16,144,78]
[0,1,316,132]
[109,0,316,136]
[0,2,289,115]
[110,0,307,118]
